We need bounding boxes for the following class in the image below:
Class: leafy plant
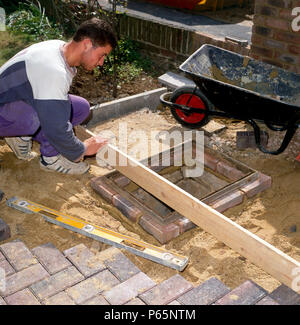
[6,0,63,41]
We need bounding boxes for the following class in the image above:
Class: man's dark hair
[73,18,117,48]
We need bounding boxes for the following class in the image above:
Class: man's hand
[83,135,108,156]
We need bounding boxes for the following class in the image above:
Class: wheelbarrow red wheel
[170,86,212,129]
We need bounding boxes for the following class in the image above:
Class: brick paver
[30,266,84,301]
[0,259,15,277]
[177,277,230,305]
[63,244,106,277]
[0,240,38,271]
[1,263,49,297]
[256,296,280,305]
[0,296,7,305]
[269,284,300,305]
[66,269,120,304]
[101,247,140,282]
[214,280,267,305]
[32,243,71,275]
[4,288,40,305]
[43,291,76,305]
[103,272,156,305]
[82,295,110,305]
[139,274,193,305]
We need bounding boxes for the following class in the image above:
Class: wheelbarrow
[160,44,300,155]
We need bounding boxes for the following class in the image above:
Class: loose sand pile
[1,108,300,292]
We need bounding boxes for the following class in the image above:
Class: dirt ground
[1,5,300,294]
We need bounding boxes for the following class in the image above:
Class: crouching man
[0,18,117,175]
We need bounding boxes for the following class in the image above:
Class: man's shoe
[5,136,36,161]
[40,155,90,175]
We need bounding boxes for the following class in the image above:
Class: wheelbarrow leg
[247,119,298,155]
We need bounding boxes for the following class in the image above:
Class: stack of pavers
[1,239,300,305]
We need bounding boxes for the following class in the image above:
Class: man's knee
[69,95,91,124]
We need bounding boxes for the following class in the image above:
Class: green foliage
[6,1,64,41]
[98,38,152,82]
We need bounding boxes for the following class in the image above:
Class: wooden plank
[79,126,300,292]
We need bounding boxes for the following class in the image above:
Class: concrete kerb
[86,87,168,127]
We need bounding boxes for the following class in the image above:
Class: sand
[1,108,300,293]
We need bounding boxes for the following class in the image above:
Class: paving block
[101,247,140,282]
[112,194,143,222]
[139,274,193,305]
[0,251,5,261]
[216,161,245,181]
[82,295,110,305]
[0,218,10,242]
[113,175,131,188]
[104,272,156,305]
[30,266,84,301]
[203,152,219,171]
[0,259,15,277]
[32,243,72,275]
[66,269,120,304]
[5,288,40,305]
[268,284,300,305]
[125,297,146,305]
[0,239,38,271]
[168,300,181,305]
[44,292,76,305]
[90,177,118,203]
[209,190,244,213]
[175,216,196,234]
[240,173,272,198]
[0,296,6,305]
[1,263,49,297]
[63,244,106,278]
[214,280,267,305]
[139,214,180,244]
[177,277,230,305]
[236,131,268,149]
[256,296,280,305]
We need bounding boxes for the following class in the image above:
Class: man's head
[70,18,117,70]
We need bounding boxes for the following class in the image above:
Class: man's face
[80,40,112,71]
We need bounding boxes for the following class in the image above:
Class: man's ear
[82,38,93,52]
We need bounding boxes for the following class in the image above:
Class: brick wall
[118,14,250,69]
[250,0,300,73]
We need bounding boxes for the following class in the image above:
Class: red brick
[63,244,106,277]
[265,17,290,31]
[240,173,271,198]
[5,288,40,305]
[66,269,120,304]
[175,216,196,234]
[113,175,131,187]
[32,243,71,275]
[251,45,274,58]
[177,277,230,305]
[0,240,38,271]
[103,272,156,305]
[90,177,118,203]
[1,263,49,297]
[139,274,193,305]
[214,280,267,305]
[274,30,300,44]
[44,291,75,305]
[112,194,143,222]
[203,152,219,171]
[288,44,300,55]
[209,190,244,213]
[216,161,245,181]
[139,214,180,244]
[30,266,84,301]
